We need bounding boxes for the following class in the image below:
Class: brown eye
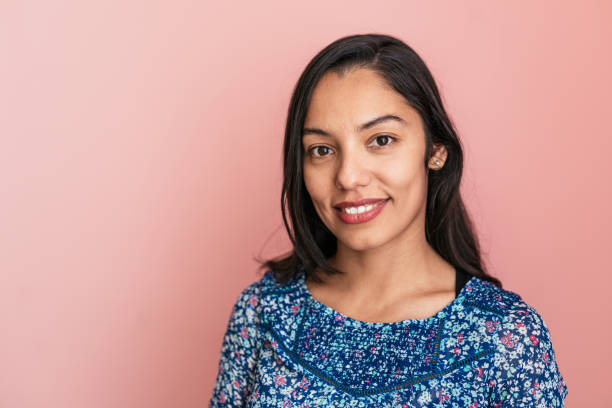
[309,146,332,157]
[370,135,396,148]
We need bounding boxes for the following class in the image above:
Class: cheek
[378,156,423,190]
[303,165,330,202]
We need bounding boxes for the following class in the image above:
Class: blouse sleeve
[209,281,262,407]
[489,304,568,407]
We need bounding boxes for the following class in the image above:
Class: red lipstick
[333,198,389,208]
[333,198,390,224]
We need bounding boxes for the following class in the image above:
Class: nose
[334,150,371,190]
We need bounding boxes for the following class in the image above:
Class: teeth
[343,204,374,214]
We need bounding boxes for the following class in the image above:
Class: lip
[334,198,390,224]
[333,198,389,208]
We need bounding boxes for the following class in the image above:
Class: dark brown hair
[254,33,502,288]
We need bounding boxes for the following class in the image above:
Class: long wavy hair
[254,33,502,288]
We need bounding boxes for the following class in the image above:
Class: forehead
[304,68,417,128]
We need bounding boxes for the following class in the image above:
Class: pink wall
[1,1,609,406]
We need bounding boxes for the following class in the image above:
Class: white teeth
[343,204,374,214]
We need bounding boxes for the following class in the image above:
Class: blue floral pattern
[209,266,568,407]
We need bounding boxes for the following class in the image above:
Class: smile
[334,198,390,224]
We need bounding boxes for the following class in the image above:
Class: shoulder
[462,276,554,333]
[232,275,263,309]
[461,277,564,367]
[465,278,567,395]
[219,269,309,353]
[223,272,269,333]
[463,278,569,403]
[229,269,300,317]
[460,277,553,332]
[460,276,522,316]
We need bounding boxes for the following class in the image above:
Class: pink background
[1,1,610,406]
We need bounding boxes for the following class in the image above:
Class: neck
[321,229,454,302]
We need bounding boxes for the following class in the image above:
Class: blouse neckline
[296,265,476,328]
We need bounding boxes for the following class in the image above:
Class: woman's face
[302,68,446,253]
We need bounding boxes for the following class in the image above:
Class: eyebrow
[302,114,407,137]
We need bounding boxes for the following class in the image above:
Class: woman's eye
[370,135,396,147]
[308,146,332,157]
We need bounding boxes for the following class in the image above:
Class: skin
[302,67,456,322]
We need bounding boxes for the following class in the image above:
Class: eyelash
[306,135,397,158]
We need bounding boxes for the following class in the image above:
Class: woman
[209,33,568,407]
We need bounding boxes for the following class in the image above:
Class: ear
[428,143,448,170]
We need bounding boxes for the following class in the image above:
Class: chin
[335,231,386,252]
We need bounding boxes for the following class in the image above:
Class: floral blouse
[209,266,568,407]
